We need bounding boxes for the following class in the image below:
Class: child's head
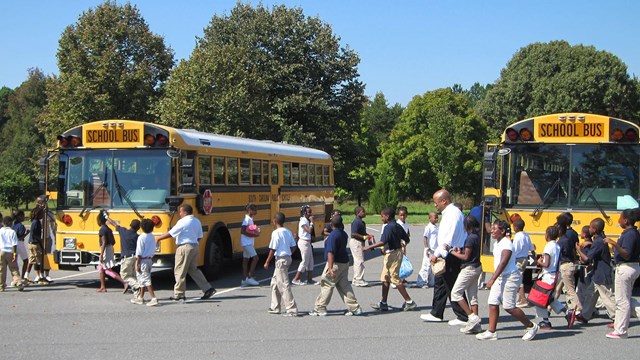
[331,209,342,219]
[491,219,509,239]
[580,225,591,240]
[97,210,108,226]
[141,219,154,234]
[545,225,560,241]
[464,215,480,234]
[354,206,365,218]
[380,207,395,224]
[300,205,312,218]
[274,212,285,227]
[13,210,25,223]
[589,218,605,237]
[331,214,344,230]
[246,203,257,216]
[30,207,43,221]
[2,216,12,227]
[513,219,525,233]
[130,219,141,232]
[429,212,438,224]
[397,206,408,222]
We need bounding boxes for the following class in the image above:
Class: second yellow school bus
[481,113,640,271]
[45,120,334,278]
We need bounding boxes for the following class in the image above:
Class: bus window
[270,163,279,185]
[262,161,269,185]
[283,162,291,185]
[309,163,315,185]
[323,165,330,185]
[292,163,300,185]
[213,157,225,184]
[301,164,308,185]
[316,165,322,185]
[199,156,212,186]
[240,159,250,185]
[251,160,261,185]
[227,158,238,185]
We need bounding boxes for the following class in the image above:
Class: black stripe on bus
[280,201,326,208]
[210,204,271,213]
[209,185,271,193]
[281,186,334,192]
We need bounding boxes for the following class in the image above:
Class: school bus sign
[538,121,605,140]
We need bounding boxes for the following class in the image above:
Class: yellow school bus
[44,120,334,278]
[480,113,640,271]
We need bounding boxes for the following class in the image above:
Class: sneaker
[478,282,487,290]
[476,330,498,341]
[448,318,467,326]
[291,279,306,286]
[345,309,365,316]
[307,280,319,286]
[45,276,54,283]
[146,298,158,307]
[308,311,327,317]
[267,308,281,314]
[538,320,552,330]
[516,301,529,308]
[391,283,397,289]
[130,297,144,305]
[401,301,417,311]
[201,287,217,300]
[522,323,539,341]
[606,332,628,339]
[461,323,482,334]
[240,279,248,287]
[575,313,588,324]
[352,281,369,287]
[565,311,576,328]
[38,277,50,284]
[246,277,260,286]
[461,314,481,333]
[169,295,186,301]
[420,313,444,322]
[282,312,299,317]
[371,302,389,311]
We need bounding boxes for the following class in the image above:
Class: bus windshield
[503,144,640,210]
[57,149,171,210]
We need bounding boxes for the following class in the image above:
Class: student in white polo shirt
[156,204,216,301]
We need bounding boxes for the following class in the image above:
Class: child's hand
[263,261,269,270]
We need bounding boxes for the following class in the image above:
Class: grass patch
[335,200,436,225]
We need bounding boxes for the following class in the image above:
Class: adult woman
[603,208,640,339]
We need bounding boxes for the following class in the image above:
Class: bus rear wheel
[203,233,224,280]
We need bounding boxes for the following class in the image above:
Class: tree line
[1,1,639,211]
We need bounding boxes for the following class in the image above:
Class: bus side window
[270,163,278,185]
[227,158,238,185]
[283,163,291,185]
[213,157,225,184]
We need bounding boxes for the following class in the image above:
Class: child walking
[240,203,260,287]
[264,212,298,316]
[292,205,316,285]
[132,219,158,306]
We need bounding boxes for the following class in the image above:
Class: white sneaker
[130,297,144,305]
[522,323,539,341]
[240,279,248,287]
[45,276,54,282]
[460,314,481,332]
[420,313,444,322]
[246,277,260,286]
[146,298,159,307]
[461,323,482,334]
[476,330,498,341]
[352,281,369,287]
[448,318,467,326]
[291,279,306,286]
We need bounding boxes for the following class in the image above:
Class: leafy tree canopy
[39,0,174,143]
[476,40,640,139]
[153,3,365,188]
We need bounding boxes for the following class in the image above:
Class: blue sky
[1,0,638,106]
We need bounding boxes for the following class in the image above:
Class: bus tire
[203,233,224,280]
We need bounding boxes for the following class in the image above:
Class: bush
[368,175,398,214]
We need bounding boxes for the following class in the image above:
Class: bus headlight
[63,237,77,249]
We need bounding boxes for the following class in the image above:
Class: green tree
[0,69,49,207]
[368,162,398,214]
[0,86,14,128]
[476,41,640,138]
[39,1,174,143]
[378,88,487,199]
[346,92,402,204]
[153,3,365,189]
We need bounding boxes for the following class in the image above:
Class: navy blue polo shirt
[615,227,640,263]
[116,225,139,257]
[325,228,349,264]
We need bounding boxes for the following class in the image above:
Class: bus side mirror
[483,151,497,188]
[165,196,184,212]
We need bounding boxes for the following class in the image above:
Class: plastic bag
[399,255,413,279]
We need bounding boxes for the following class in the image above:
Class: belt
[121,254,135,259]
[141,256,153,259]
[177,242,198,247]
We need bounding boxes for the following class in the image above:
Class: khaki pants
[0,252,21,289]
[270,256,297,314]
[613,263,640,335]
[174,243,211,296]
[296,240,314,272]
[584,282,617,320]
[349,238,366,284]
[120,256,138,289]
[556,262,582,312]
[314,262,361,313]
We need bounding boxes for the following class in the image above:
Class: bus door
[269,162,281,215]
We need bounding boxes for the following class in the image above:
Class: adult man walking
[421,189,469,324]
[156,204,216,300]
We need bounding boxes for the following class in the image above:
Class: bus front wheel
[203,233,224,280]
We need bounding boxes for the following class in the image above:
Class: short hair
[621,208,640,224]
[556,213,572,228]
[546,225,560,240]
[381,207,395,220]
[590,218,605,235]
[13,210,25,222]
[3,216,13,227]
[331,215,344,229]
[464,215,480,234]
[130,219,141,231]
[493,219,509,232]
[453,202,463,210]
[513,219,525,231]
[181,204,194,215]
[274,212,285,226]
[354,206,364,216]
[397,206,408,215]
[141,219,154,233]
[246,203,257,212]
[97,210,108,225]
